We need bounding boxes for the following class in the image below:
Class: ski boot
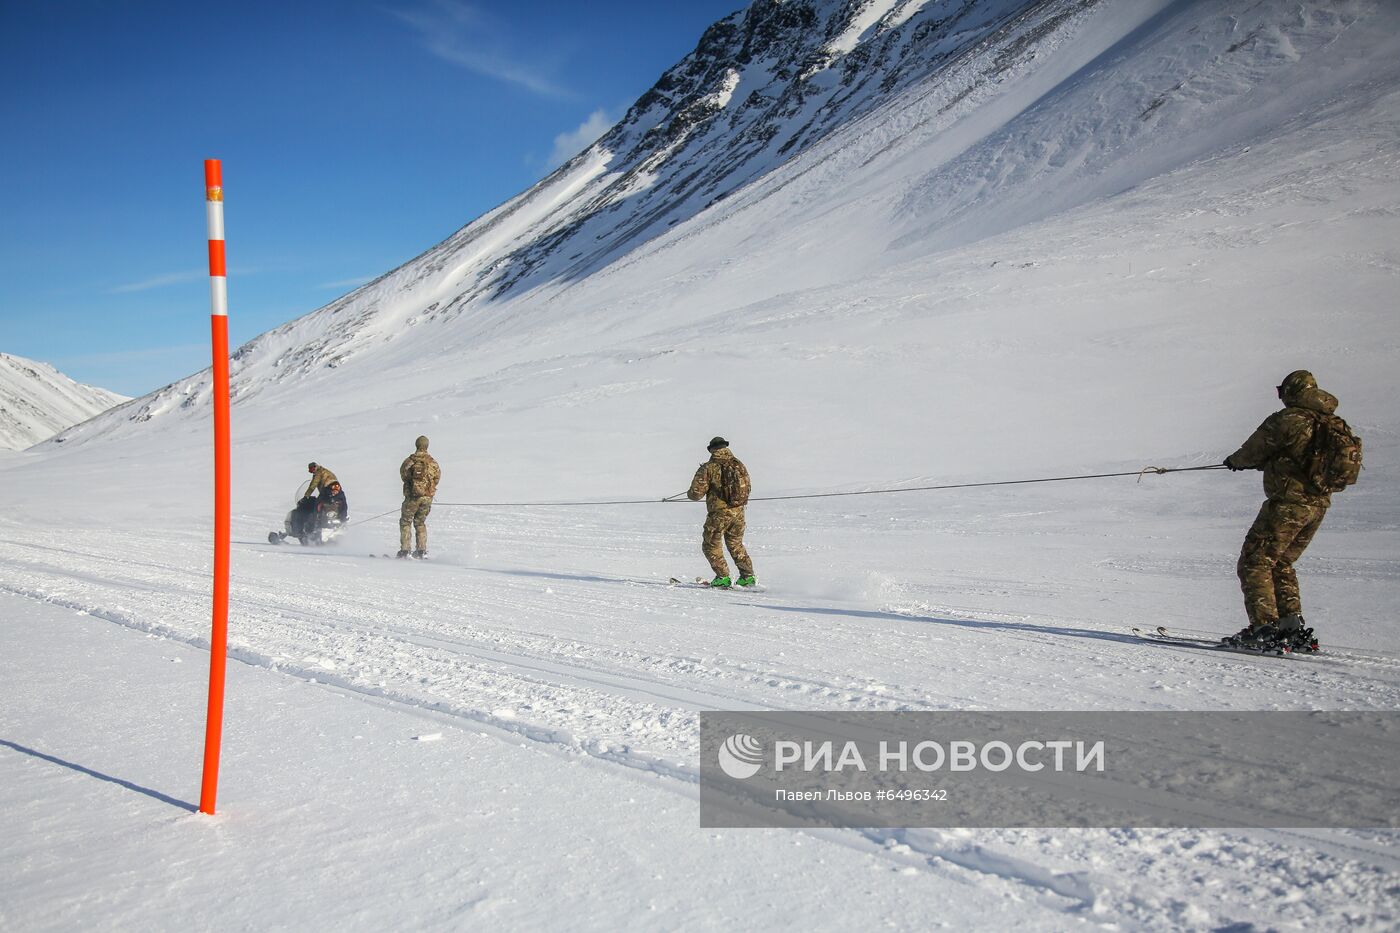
[396,550,410,559]
[268,531,286,545]
[709,575,732,589]
[1276,614,1319,653]
[412,549,427,559]
[1223,622,1279,649]
[735,574,757,587]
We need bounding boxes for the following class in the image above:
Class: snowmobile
[268,494,344,546]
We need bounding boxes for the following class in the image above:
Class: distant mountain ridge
[0,352,128,450]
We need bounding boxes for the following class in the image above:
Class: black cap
[707,436,728,450]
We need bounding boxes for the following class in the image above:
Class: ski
[669,576,720,588]
[667,576,763,591]
[1131,625,1324,660]
[1171,623,1319,654]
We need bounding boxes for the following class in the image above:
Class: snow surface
[3,0,1400,929]
[0,352,127,450]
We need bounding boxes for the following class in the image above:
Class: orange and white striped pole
[199,159,232,815]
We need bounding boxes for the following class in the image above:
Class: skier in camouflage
[1223,370,1339,645]
[687,437,755,588]
[399,435,441,559]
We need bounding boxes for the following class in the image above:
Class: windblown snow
[0,352,127,451]
[3,0,1399,929]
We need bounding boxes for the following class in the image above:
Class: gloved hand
[1223,456,1246,472]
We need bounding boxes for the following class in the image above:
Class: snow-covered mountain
[74,0,1105,424]
[51,0,1400,462]
[25,0,1400,561]
[0,352,127,450]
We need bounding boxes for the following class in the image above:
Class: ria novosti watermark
[759,736,1105,775]
[700,711,1400,828]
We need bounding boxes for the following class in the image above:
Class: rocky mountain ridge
[56,0,1081,432]
[0,352,128,450]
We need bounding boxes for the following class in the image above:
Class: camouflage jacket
[307,465,338,497]
[688,448,747,513]
[1228,386,1339,506]
[400,451,441,498]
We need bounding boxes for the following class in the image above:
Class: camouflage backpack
[1302,412,1363,494]
[718,457,751,507]
[409,456,433,497]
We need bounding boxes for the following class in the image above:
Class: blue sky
[0,0,741,397]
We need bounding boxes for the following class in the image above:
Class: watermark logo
[702,711,1400,828]
[718,733,764,779]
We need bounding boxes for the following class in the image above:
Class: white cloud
[108,270,206,294]
[390,0,569,98]
[549,109,614,167]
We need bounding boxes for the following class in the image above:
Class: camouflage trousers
[1236,498,1328,627]
[703,507,753,579]
[400,495,433,552]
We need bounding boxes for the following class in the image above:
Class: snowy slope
[44,0,1400,469]
[33,0,1400,542]
[3,0,1400,929]
[0,352,127,450]
[22,0,1182,435]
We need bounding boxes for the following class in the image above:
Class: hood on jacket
[1292,386,1338,416]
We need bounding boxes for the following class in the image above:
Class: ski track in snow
[2,505,1398,929]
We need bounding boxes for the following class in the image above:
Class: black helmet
[707,436,728,451]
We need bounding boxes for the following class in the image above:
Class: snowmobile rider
[306,461,338,498]
[321,480,348,523]
[291,462,340,536]
[1222,369,1343,647]
[687,436,755,588]
[398,435,441,559]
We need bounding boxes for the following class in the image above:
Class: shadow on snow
[0,738,196,812]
